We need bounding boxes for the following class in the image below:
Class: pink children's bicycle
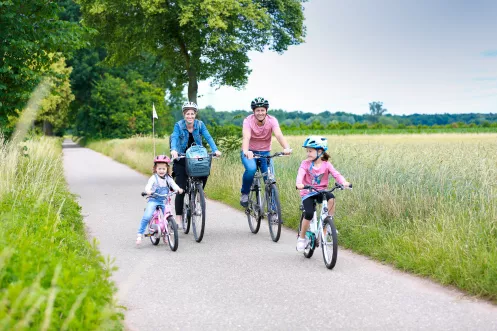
[141,191,179,251]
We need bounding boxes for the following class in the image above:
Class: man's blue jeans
[240,150,271,195]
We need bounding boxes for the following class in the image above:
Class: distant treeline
[198,107,497,129]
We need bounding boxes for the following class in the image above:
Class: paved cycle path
[62,140,497,331]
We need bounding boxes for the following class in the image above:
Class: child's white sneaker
[296,238,307,252]
[136,234,142,245]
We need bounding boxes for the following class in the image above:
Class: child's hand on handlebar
[178,188,184,194]
[296,183,305,190]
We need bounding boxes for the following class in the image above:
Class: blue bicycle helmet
[302,136,328,152]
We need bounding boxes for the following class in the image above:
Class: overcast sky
[195,0,497,115]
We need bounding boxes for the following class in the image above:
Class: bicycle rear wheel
[298,213,315,258]
[247,177,262,234]
[267,184,282,242]
[321,216,338,269]
[166,216,178,251]
[182,192,191,234]
[191,184,206,243]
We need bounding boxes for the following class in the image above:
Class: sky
[195,0,497,115]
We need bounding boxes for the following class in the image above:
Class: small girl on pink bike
[295,136,350,252]
[136,155,183,245]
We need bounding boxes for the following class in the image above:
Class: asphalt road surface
[62,140,497,331]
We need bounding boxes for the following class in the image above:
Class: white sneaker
[296,238,307,252]
[136,234,142,245]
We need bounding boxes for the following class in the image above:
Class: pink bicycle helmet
[154,155,171,164]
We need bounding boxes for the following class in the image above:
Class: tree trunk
[43,120,54,136]
[187,68,198,104]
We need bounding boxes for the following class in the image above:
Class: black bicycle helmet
[250,97,269,110]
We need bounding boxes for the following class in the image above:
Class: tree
[37,57,75,136]
[76,73,172,138]
[0,0,84,136]
[77,0,307,103]
[369,101,387,117]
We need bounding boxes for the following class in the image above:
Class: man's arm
[242,127,253,158]
[273,126,292,154]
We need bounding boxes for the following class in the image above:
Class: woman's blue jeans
[137,200,164,235]
[240,150,271,195]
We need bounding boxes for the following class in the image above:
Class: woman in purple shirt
[240,97,292,207]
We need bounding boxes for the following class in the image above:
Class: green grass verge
[86,134,497,303]
[0,137,123,330]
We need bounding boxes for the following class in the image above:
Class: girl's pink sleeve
[328,163,346,185]
[296,162,306,185]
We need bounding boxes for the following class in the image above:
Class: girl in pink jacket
[295,136,350,252]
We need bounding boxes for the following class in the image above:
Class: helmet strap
[313,149,324,162]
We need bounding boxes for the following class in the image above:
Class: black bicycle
[297,183,352,269]
[177,153,217,243]
[245,152,286,242]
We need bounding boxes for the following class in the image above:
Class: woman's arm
[170,122,181,154]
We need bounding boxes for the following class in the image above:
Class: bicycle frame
[305,194,329,249]
[251,153,281,215]
[246,152,285,242]
[143,192,176,238]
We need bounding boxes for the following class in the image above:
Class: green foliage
[369,101,387,117]
[195,106,497,130]
[76,0,307,102]
[0,0,84,137]
[75,73,173,139]
[0,137,123,329]
[37,57,75,136]
[207,123,242,155]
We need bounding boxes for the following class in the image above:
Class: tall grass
[86,134,497,302]
[1,81,123,329]
[0,136,123,330]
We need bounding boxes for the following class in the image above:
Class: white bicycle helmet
[182,101,198,113]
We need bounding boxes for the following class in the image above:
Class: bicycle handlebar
[141,191,178,198]
[175,152,219,159]
[299,182,353,193]
[252,152,286,159]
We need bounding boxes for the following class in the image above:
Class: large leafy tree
[37,57,75,136]
[0,0,83,135]
[76,72,172,138]
[77,0,307,103]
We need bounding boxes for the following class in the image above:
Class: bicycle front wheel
[266,184,282,242]
[149,210,162,245]
[247,177,262,234]
[298,213,314,258]
[166,216,179,251]
[321,217,338,269]
[191,184,206,243]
